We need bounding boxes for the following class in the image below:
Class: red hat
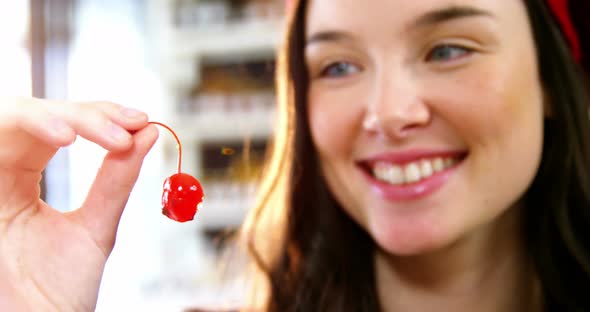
[546,0,589,73]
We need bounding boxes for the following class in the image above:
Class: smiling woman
[240,0,590,311]
[307,0,544,257]
[0,0,589,311]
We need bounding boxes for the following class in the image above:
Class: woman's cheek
[308,86,365,156]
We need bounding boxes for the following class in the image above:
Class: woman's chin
[369,217,455,257]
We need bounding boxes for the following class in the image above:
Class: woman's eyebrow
[305,6,494,47]
[412,5,495,29]
[306,31,353,47]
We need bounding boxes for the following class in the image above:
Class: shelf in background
[173,18,284,61]
[170,108,276,141]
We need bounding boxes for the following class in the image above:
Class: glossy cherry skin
[161,173,204,222]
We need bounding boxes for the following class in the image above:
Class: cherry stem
[148,121,182,174]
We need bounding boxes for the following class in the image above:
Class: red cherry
[161,173,204,222]
[149,121,204,222]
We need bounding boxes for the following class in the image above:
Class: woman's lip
[358,157,465,201]
[359,149,468,166]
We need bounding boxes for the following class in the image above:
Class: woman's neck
[375,206,542,312]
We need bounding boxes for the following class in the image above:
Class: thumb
[70,124,159,254]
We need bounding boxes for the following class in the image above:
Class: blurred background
[0,0,284,310]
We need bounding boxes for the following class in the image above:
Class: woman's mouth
[358,151,468,201]
[371,156,460,185]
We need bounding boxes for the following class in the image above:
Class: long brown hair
[524,0,590,310]
[238,0,590,311]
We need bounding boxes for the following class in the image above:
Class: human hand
[0,97,158,311]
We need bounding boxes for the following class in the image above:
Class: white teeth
[374,162,404,184]
[420,160,433,178]
[433,158,445,172]
[404,163,421,183]
[388,165,405,184]
[373,162,389,182]
[371,156,460,185]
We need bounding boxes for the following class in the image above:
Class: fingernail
[121,107,145,119]
[108,122,130,142]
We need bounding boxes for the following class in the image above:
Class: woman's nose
[362,71,431,140]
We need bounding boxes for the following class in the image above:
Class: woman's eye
[320,61,360,78]
[426,45,472,62]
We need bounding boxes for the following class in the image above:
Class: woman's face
[305,0,545,255]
